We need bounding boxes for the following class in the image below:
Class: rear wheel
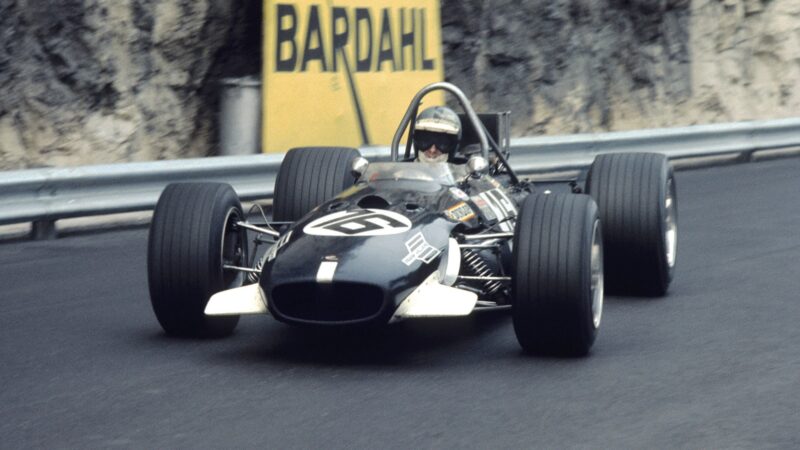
[512,193,603,356]
[273,147,360,222]
[586,153,677,296]
[147,183,247,337]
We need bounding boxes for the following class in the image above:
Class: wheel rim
[591,219,604,329]
[664,177,678,269]
[221,207,246,289]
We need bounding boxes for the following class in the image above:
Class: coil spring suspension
[461,249,504,295]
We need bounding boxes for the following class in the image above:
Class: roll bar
[390,82,489,161]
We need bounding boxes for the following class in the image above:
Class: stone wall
[442,0,800,136]
[1,0,798,169]
[0,0,261,169]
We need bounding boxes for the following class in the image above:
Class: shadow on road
[214,310,515,368]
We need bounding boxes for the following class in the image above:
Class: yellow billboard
[262,0,445,153]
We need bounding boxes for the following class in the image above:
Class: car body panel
[254,162,518,326]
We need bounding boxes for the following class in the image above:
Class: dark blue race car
[147,83,677,356]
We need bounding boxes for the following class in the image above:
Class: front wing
[204,272,478,322]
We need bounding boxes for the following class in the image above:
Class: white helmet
[414,106,462,163]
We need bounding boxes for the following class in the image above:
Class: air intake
[271,282,386,324]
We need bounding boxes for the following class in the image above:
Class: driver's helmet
[413,106,462,163]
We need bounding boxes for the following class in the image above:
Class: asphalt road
[2,157,799,448]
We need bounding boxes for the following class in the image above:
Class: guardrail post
[31,220,56,240]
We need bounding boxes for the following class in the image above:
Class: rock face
[1,0,799,169]
[442,0,800,136]
[0,0,261,169]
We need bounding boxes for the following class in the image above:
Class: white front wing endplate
[205,284,268,316]
[391,273,478,322]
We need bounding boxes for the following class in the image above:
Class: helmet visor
[413,130,459,154]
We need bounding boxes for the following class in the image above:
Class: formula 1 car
[147,82,677,356]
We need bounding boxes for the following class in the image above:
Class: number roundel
[303,209,412,237]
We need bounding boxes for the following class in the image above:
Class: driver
[413,106,462,163]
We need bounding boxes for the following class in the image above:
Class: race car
[147,82,677,356]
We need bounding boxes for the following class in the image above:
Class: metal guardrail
[0,154,284,238]
[2,117,800,238]
[508,117,800,172]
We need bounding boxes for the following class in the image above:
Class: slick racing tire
[273,147,361,222]
[512,193,603,356]
[147,183,248,338]
[586,153,677,296]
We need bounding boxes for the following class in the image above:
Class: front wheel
[512,193,603,356]
[272,147,360,222]
[147,183,248,337]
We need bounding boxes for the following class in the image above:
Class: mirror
[351,156,369,178]
[467,155,488,176]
